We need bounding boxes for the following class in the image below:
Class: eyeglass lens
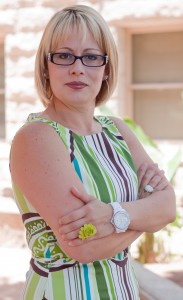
[50,53,106,67]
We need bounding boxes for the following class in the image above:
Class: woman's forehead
[52,25,101,51]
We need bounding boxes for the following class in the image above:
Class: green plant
[97,107,182,262]
[123,118,182,263]
[123,118,182,182]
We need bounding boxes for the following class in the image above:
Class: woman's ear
[44,69,49,79]
[103,66,109,81]
[103,75,108,81]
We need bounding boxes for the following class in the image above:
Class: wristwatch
[109,202,130,233]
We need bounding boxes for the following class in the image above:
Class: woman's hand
[138,162,169,199]
[58,187,114,246]
[59,163,169,245]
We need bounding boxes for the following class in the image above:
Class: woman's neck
[42,101,101,136]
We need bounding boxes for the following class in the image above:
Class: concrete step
[133,260,183,300]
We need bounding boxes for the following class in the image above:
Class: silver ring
[144,184,154,193]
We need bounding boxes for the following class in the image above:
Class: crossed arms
[10,117,176,263]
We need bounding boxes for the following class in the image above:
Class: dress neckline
[27,113,106,138]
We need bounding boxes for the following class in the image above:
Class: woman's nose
[69,58,85,75]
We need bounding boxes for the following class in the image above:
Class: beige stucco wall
[1,0,183,141]
[1,1,77,141]
[0,0,122,142]
[0,0,183,197]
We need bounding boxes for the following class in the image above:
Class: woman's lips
[66,81,88,89]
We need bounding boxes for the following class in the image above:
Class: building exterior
[0,0,183,194]
[1,3,183,297]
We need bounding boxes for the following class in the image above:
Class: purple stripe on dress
[22,212,40,222]
[97,133,122,196]
[96,132,106,156]
[90,133,126,201]
[111,257,128,268]
[49,262,77,272]
[122,263,133,300]
[69,130,75,162]
[90,133,121,198]
[115,151,131,201]
[113,256,133,299]
[123,247,129,257]
[30,258,76,276]
[101,133,130,200]
[22,213,52,230]
[114,134,124,141]
[45,225,52,230]
[30,258,48,277]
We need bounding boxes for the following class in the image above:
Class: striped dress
[12,113,140,300]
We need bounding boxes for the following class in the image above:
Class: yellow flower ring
[78,224,97,240]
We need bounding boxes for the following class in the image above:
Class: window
[132,31,183,139]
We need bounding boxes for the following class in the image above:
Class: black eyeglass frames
[48,52,108,67]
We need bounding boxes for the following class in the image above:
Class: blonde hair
[35,4,118,107]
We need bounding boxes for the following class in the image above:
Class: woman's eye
[86,55,98,60]
[58,53,72,59]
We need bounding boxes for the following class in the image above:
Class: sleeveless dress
[11,113,140,300]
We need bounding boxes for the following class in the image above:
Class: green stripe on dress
[91,264,100,300]
[86,143,116,202]
[103,260,116,299]
[93,261,110,300]
[73,135,110,201]
[25,271,43,300]
[74,143,101,198]
[105,128,137,174]
[13,183,30,213]
[51,270,66,300]
[78,264,85,300]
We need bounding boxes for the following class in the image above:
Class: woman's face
[47,26,107,109]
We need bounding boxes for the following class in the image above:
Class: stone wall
[0,0,120,142]
[0,0,78,195]
[0,0,183,196]
[0,0,80,141]
[1,0,183,141]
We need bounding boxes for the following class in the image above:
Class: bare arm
[10,120,175,263]
[59,118,176,242]
[11,121,138,263]
[111,117,176,232]
[10,122,91,262]
[62,230,142,263]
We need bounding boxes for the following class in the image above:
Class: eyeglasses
[48,52,108,67]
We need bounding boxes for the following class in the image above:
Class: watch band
[109,202,130,233]
[110,202,123,214]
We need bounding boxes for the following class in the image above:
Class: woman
[10,5,175,299]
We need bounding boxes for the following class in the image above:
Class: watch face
[114,211,129,230]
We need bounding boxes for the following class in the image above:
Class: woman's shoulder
[96,115,130,137]
[107,116,127,129]
[96,115,126,127]
[26,112,56,126]
[100,115,141,152]
[13,111,66,141]
[11,114,68,164]
[12,116,54,143]
[107,116,135,139]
